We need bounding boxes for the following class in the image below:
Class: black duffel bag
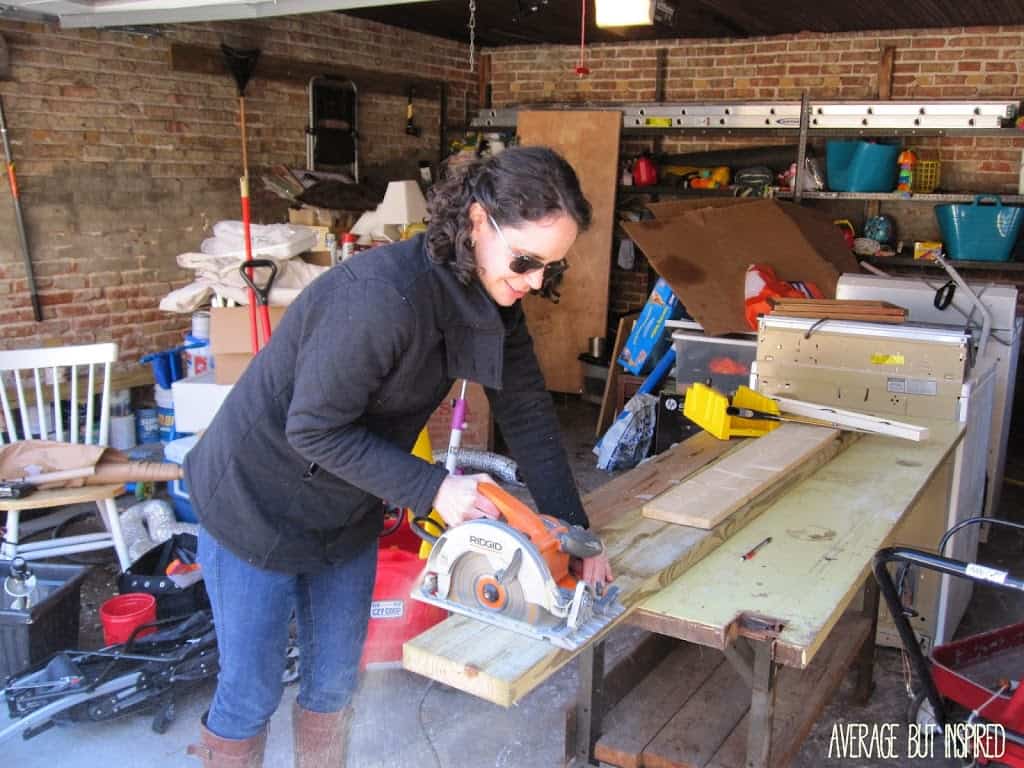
[117,533,209,619]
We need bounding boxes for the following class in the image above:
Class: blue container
[164,435,199,523]
[825,140,901,192]
[935,195,1024,262]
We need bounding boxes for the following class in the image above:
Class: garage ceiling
[4,0,1024,40]
[344,0,1024,46]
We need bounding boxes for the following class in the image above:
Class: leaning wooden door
[516,111,620,394]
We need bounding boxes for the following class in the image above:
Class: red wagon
[874,517,1024,767]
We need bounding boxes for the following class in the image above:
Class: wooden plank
[517,111,620,394]
[595,643,723,768]
[633,420,963,669]
[643,660,751,768]
[169,43,444,98]
[773,397,929,441]
[642,424,844,529]
[597,313,639,438]
[403,433,751,707]
[706,614,873,768]
[877,46,897,101]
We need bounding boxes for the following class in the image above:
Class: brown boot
[292,700,353,768]
[187,715,267,768]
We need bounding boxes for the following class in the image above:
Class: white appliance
[836,274,1021,521]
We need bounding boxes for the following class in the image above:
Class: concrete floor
[2,396,1022,767]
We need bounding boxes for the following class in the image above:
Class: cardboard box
[617,277,685,374]
[171,372,234,434]
[210,306,287,385]
[288,206,340,229]
[292,224,332,252]
[622,199,860,336]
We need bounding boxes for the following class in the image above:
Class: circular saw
[411,483,622,650]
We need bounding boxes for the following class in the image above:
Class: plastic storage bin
[935,195,1024,262]
[0,559,90,679]
[672,331,757,396]
[825,140,901,192]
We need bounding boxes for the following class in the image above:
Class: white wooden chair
[0,343,131,570]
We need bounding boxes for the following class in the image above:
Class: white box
[171,372,232,433]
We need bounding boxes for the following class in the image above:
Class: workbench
[403,420,964,768]
[578,419,964,768]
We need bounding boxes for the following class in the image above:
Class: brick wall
[487,25,1024,317]
[0,15,474,367]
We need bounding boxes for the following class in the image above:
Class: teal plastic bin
[825,140,901,192]
[935,195,1024,262]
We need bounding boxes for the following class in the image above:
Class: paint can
[135,408,159,444]
[154,386,175,442]
[191,310,211,340]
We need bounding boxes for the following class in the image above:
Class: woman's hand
[573,551,614,591]
[432,473,501,527]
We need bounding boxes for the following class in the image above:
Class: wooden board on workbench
[634,420,963,669]
[403,432,746,707]
[642,424,844,529]
[597,312,638,439]
[593,613,871,768]
[518,111,620,394]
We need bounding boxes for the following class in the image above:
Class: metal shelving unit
[777,190,1024,204]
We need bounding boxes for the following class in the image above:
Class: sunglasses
[487,213,569,279]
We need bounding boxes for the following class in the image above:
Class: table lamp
[376,180,428,240]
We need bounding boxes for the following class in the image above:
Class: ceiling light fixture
[594,0,654,28]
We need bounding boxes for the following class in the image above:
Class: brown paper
[0,440,182,488]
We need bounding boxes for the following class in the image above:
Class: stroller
[874,517,1024,766]
[0,609,217,744]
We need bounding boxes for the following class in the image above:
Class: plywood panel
[517,111,620,393]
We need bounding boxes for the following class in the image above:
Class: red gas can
[360,548,447,669]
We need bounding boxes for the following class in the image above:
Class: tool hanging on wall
[0,96,41,322]
[221,43,262,354]
[405,87,421,137]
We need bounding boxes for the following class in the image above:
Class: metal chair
[0,343,131,570]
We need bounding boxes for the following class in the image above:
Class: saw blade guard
[423,519,571,619]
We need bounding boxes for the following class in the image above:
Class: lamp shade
[376,180,428,226]
[595,0,654,27]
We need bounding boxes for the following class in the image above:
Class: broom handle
[239,95,249,177]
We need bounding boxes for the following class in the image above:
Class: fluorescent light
[595,0,654,28]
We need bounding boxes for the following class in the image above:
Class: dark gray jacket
[184,235,587,572]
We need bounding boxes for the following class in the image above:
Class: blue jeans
[198,527,378,739]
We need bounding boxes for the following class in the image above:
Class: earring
[469,238,476,248]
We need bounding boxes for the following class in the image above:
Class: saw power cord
[417,679,444,768]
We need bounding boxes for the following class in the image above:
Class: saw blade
[449,552,552,627]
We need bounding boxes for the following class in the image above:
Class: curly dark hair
[425,146,592,302]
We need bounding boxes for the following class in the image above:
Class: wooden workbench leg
[746,641,777,768]
[854,577,880,705]
[571,640,606,768]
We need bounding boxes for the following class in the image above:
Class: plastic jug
[4,557,39,611]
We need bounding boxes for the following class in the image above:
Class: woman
[185,145,614,767]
